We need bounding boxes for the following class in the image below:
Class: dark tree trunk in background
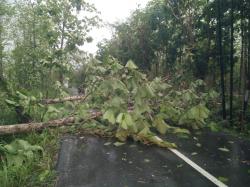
[239,8,244,95]
[217,0,226,119]
[242,8,250,124]
[229,0,234,123]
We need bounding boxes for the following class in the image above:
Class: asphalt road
[56,132,250,187]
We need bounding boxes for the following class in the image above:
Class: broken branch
[0,111,102,135]
[41,95,87,104]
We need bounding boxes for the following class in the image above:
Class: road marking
[169,148,228,187]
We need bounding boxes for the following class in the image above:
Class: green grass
[0,129,62,187]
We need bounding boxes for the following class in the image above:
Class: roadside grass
[0,128,62,187]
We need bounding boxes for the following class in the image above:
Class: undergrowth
[0,129,60,187]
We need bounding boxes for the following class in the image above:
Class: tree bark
[0,20,3,82]
[229,0,234,123]
[239,2,244,95]
[217,0,226,119]
[59,11,66,84]
[0,111,102,135]
[41,95,87,104]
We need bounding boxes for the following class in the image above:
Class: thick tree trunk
[0,111,102,135]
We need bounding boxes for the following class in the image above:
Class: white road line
[169,148,228,187]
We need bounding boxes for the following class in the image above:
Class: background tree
[97,0,250,124]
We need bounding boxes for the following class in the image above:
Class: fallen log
[0,111,102,135]
[41,95,87,104]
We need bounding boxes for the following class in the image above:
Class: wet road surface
[56,132,250,187]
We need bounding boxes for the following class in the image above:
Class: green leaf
[114,142,125,147]
[3,139,43,167]
[125,60,138,69]
[110,96,125,107]
[104,142,112,146]
[218,177,228,183]
[47,106,60,113]
[116,113,125,124]
[149,136,176,148]
[115,129,129,142]
[138,127,151,136]
[145,84,155,97]
[124,113,133,126]
[121,120,128,130]
[5,99,18,106]
[154,118,168,134]
[218,147,230,152]
[16,91,27,99]
[103,109,116,124]
[39,170,50,182]
[111,79,128,92]
[179,104,210,127]
[116,113,134,130]
[172,128,190,135]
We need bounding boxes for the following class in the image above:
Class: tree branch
[0,111,102,135]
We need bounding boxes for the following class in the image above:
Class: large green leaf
[2,139,43,167]
[154,117,169,134]
[103,109,116,124]
[179,104,210,127]
[5,99,18,106]
[116,113,134,130]
[125,60,138,69]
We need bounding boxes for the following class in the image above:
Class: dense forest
[97,0,250,125]
[0,0,250,186]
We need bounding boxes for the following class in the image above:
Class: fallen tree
[41,95,86,104]
[1,60,216,148]
[0,111,102,135]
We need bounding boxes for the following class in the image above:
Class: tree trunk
[41,95,87,105]
[0,111,102,135]
[241,12,249,126]
[217,0,226,119]
[0,47,3,82]
[0,22,3,83]
[59,14,66,84]
[239,3,244,95]
[229,0,234,123]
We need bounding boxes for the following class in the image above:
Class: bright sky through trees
[82,0,150,54]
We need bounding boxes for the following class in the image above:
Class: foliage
[0,139,43,168]
[2,0,99,98]
[0,130,60,187]
[74,58,217,147]
[0,91,18,125]
[97,0,250,126]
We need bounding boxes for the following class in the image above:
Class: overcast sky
[82,0,150,54]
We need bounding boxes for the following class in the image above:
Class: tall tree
[0,0,8,84]
[10,0,99,93]
[217,0,226,119]
[229,0,234,122]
